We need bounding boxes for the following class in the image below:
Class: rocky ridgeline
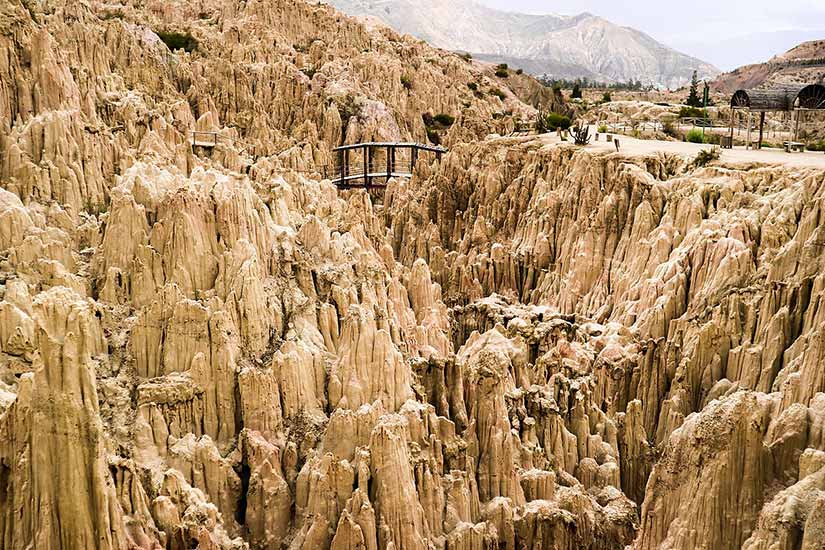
[0,1,824,550]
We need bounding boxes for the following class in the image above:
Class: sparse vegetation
[535,110,572,133]
[571,83,582,99]
[602,92,612,103]
[807,140,825,152]
[433,113,455,127]
[301,66,317,79]
[495,68,509,78]
[460,52,472,61]
[679,106,705,118]
[426,127,441,145]
[401,75,413,90]
[692,147,720,167]
[597,124,608,134]
[662,120,678,138]
[515,68,523,75]
[489,87,507,100]
[571,123,591,145]
[156,30,198,53]
[686,128,705,143]
[467,82,478,91]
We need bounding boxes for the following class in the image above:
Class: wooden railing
[327,142,448,189]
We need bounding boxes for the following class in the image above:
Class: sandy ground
[540,129,825,169]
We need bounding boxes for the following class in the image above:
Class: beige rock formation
[1,0,825,549]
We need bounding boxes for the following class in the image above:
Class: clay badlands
[1,0,825,549]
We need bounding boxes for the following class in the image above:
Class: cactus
[571,123,591,145]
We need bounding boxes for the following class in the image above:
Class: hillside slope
[330,0,719,88]
[713,39,825,92]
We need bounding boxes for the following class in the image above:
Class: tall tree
[571,82,582,99]
[686,71,702,107]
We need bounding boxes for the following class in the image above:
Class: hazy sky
[478,0,825,69]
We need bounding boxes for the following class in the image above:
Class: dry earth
[1,1,825,550]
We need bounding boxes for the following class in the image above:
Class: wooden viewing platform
[325,142,448,189]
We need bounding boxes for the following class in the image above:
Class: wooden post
[794,110,801,141]
[339,148,345,185]
[364,145,370,188]
[411,147,418,174]
[747,112,752,149]
[758,111,765,150]
[386,145,392,180]
[729,108,735,147]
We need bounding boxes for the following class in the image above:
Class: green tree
[571,83,582,99]
[686,71,702,107]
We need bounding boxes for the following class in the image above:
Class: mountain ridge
[329,0,720,88]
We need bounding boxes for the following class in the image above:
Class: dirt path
[540,129,825,169]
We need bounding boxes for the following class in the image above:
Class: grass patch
[686,128,704,143]
[401,75,413,90]
[597,124,608,133]
[156,30,198,53]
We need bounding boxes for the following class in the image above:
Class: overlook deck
[326,142,448,189]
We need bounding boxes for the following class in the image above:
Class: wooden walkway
[325,142,448,189]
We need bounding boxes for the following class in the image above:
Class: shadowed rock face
[0,1,824,550]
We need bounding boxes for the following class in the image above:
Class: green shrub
[602,91,612,103]
[597,124,608,133]
[497,63,509,70]
[400,75,413,90]
[536,111,572,133]
[467,82,478,91]
[679,106,705,118]
[516,68,523,75]
[301,66,317,79]
[433,113,455,127]
[686,128,705,143]
[495,68,509,78]
[426,127,441,145]
[807,140,825,152]
[704,132,721,145]
[489,88,506,100]
[156,30,198,53]
[571,84,582,99]
[460,52,472,61]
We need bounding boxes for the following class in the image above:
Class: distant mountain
[329,0,719,88]
[712,39,825,93]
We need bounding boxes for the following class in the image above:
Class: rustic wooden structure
[326,142,447,189]
[729,85,825,149]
